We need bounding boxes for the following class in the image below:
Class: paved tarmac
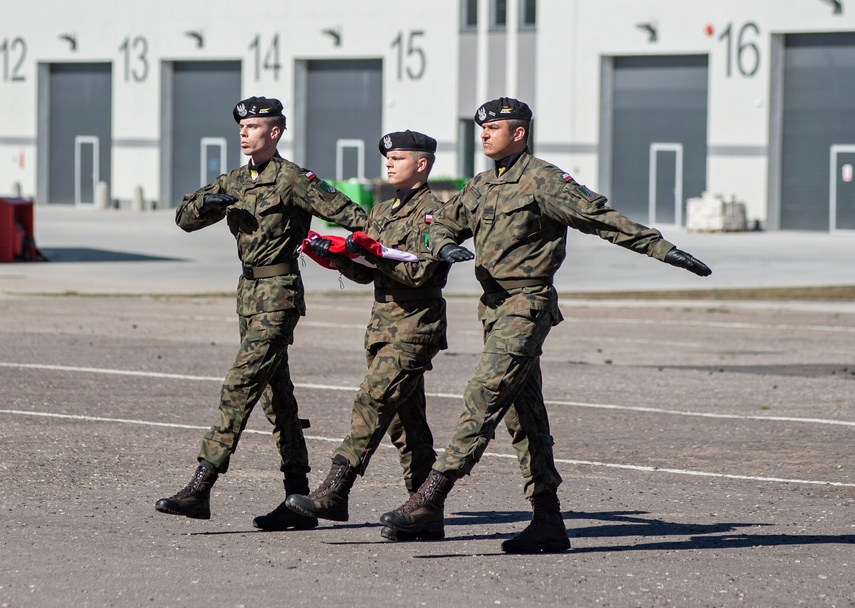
[1,204,854,607]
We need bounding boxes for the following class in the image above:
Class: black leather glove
[439,243,475,263]
[203,193,239,209]
[664,248,712,277]
[309,238,333,258]
[345,234,370,256]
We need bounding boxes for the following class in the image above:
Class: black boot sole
[501,540,571,554]
[380,526,444,541]
[252,516,318,531]
[154,499,210,520]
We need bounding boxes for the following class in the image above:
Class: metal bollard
[131,185,144,212]
[95,181,110,210]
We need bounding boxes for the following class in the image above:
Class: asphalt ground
[0,206,854,607]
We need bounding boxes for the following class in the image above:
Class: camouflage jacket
[176,153,367,316]
[332,185,449,349]
[429,150,675,284]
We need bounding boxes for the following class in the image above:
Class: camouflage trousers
[434,288,563,498]
[333,340,439,490]
[198,309,309,476]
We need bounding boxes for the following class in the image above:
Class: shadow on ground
[38,247,183,262]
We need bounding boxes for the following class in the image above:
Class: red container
[0,198,37,262]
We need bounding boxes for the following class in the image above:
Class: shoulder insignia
[305,171,317,180]
[561,172,573,182]
[424,214,433,223]
[320,181,336,193]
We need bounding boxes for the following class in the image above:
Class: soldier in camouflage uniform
[285,131,449,538]
[379,98,711,553]
[154,96,367,529]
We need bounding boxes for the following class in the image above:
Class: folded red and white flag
[301,230,418,270]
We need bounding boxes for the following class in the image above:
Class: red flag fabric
[301,230,417,270]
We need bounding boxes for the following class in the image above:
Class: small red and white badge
[561,173,573,182]
[424,214,433,223]
[305,171,316,180]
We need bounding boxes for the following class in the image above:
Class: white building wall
[536,0,855,226]
[2,0,855,228]
[1,0,460,202]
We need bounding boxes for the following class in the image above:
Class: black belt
[242,261,296,280]
[374,287,443,303]
[479,278,550,294]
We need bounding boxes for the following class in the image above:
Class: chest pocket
[256,193,282,216]
[499,194,542,239]
[461,189,481,220]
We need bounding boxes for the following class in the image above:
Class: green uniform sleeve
[541,179,675,261]
[291,171,368,232]
[429,191,473,257]
[175,175,232,233]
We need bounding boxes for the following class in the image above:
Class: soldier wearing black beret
[474,97,533,125]
[233,96,286,126]
[156,97,368,529]
[379,97,712,553]
[378,129,437,156]
[285,130,449,539]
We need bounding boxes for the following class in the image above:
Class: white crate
[686,193,747,232]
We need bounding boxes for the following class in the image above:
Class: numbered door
[301,59,382,181]
[608,55,708,226]
[780,33,855,231]
[46,63,112,205]
[166,61,241,206]
[830,145,855,232]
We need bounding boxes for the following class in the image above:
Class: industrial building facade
[1,0,854,232]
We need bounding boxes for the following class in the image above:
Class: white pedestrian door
[74,135,99,208]
[201,137,228,187]
[830,144,855,233]
[648,142,683,226]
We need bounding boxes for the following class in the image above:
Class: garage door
[167,61,241,206]
[302,59,382,182]
[47,63,112,206]
[781,33,855,231]
[609,55,708,226]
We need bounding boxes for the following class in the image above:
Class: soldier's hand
[345,234,370,256]
[439,243,475,263]
[203,193,239,209]
[309,238,334,258]
[664,248,712,277]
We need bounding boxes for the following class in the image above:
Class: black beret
[378,130,437,157]
[474,97,533,126]
[233,96,286,126]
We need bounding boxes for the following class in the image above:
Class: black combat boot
[285,456,357,522]
[379,470,453,541]
[252,475,319,531]
[155,461,219,520]
[501,492,570,554]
